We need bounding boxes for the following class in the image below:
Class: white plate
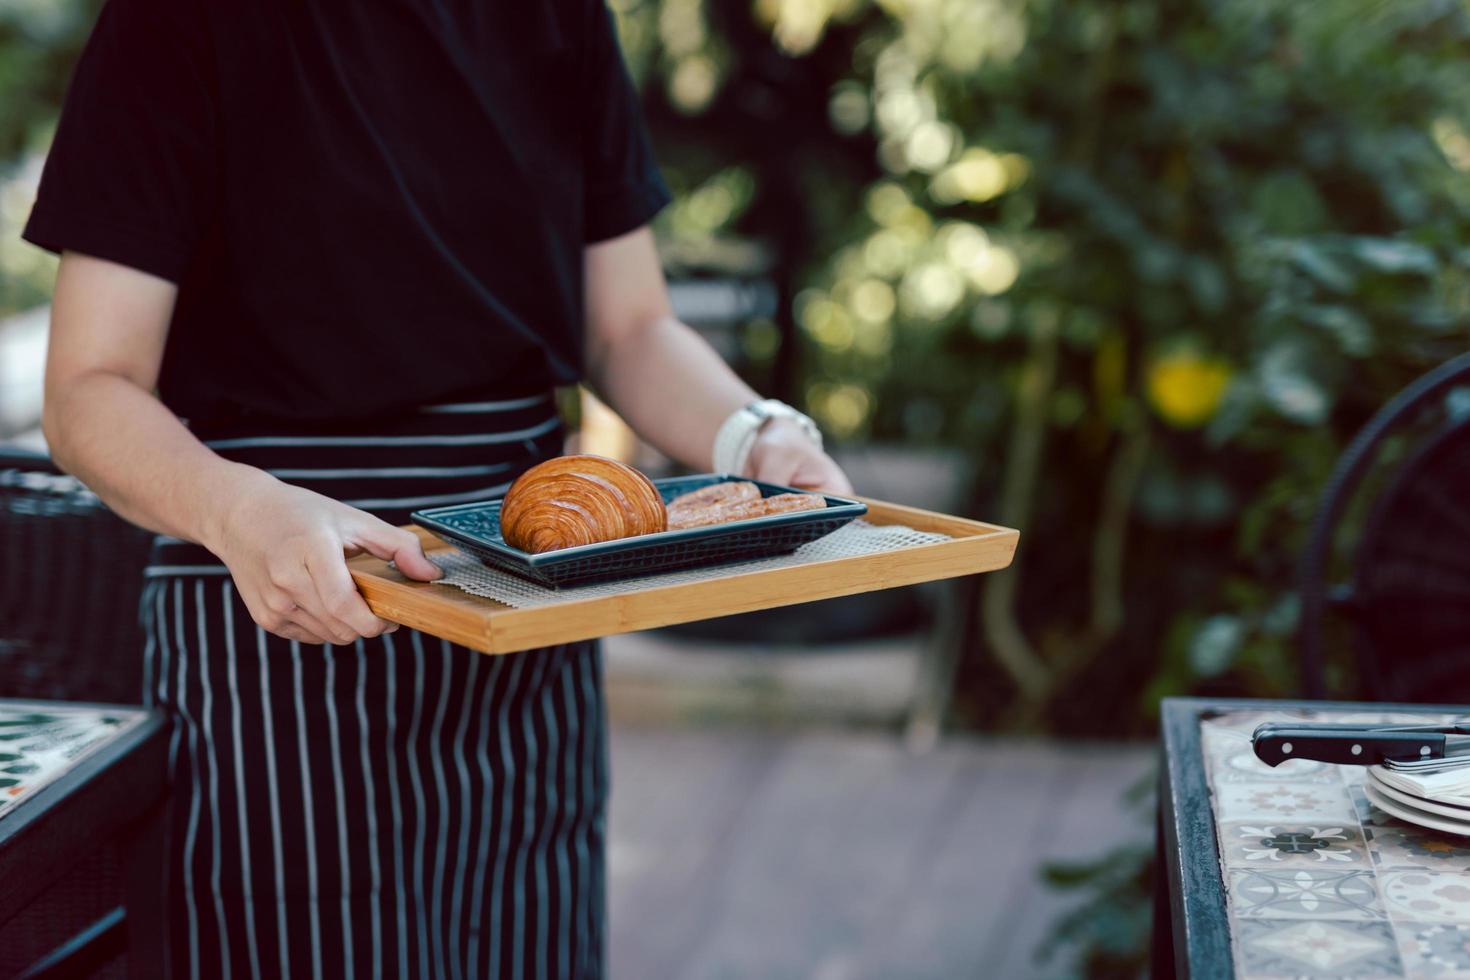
[1368,768,1470,818]
[1364,783,1470,837]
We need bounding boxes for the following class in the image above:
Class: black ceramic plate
[412,474,867,588]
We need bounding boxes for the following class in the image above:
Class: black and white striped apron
[140,389,608,979]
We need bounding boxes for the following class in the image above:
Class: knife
[1252,721,1470,767]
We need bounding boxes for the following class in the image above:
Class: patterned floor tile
[1370,823,1470,872]
[1219,821,1369,868]
[1211,743,1343,785]
[1310,712,1463,730]
[0,703,145,819]
[1380,870,1470,923]
[1205,710,1470,977]
[1235,918,1402,976]
[1396,921,1470,978]
[1202,711,1311,747]
[1229,868,1383,920]
[1354,786,1400,830]
[1215,782,1357,823]
[1202,726,1250,764]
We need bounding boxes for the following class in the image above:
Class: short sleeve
[581,2,672,243]
[22,0,218,283]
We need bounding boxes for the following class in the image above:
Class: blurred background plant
[0,0,96,313]
[8,0,1470,732]
[617,0,1470,735]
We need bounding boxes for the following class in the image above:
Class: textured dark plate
[411,474,867,588]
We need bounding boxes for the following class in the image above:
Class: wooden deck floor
[606,727,1153,980]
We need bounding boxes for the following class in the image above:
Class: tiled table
[0,699,167,977]
[1157,697,1470,979]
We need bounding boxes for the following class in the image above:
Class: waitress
[24,0,850,975]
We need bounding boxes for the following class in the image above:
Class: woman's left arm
[583,226,852,493]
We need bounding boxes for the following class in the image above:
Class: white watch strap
[712,399,823,476]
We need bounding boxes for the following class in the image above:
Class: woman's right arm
[43,251,442,645]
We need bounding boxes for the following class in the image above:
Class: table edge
[0,706,169,924]
[1160,698,1235,980]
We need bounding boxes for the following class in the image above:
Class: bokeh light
[827,81,871,135]
[1146,350,1233,429]
[1432,117,1470,172]
[668,54,719,113]
[850,278,896,322]
[929,148,1028,204]
[807,381,872,436]
[900,261,964,320]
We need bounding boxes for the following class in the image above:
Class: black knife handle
[1252,728,1446,767]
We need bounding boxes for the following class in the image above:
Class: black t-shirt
[24,0,670,425]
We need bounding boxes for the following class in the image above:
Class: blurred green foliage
[0,0,97,313]
[615,0,1470,732]
[1042,842,1153,979]
[6,0,1470,734]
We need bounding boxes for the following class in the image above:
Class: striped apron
[139,390,608,979]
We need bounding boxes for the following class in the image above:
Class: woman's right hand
[205,469,443,645]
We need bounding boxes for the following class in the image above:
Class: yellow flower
[1146,351,1233,428]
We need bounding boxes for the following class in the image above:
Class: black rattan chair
[0,447,153,704]
[1298,352,1470,701]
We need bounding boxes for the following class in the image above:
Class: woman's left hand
[745,418,854,495]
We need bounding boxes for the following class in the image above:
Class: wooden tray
[348,496,1018,655]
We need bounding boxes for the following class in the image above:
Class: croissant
[499,454,668,553]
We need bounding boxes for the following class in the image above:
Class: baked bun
[499,454,667,553]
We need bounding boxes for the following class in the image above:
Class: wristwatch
[712,399,823,476]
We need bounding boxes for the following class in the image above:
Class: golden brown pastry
[500,454,667,553]
[668,490,826,530]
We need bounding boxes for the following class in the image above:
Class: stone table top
[0,700,148,821]
[1203,707,1470,978]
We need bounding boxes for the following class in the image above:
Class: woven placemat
[431,520,951,609]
